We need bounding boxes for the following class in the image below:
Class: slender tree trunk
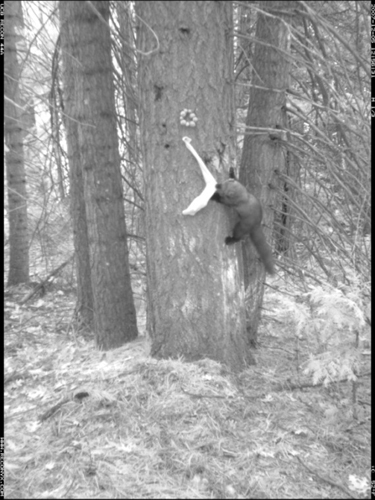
[60,8,94,331]
[117,2,139,167]
[70,155,95,331]
[60,0,138,348]
[4,0,29,286]
[136,1,255,370]
[240,1,292,344]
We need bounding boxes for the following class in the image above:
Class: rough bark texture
[60,8,94,330]
[240,1,292,344]
[59,1,138,349]
[5,0,29,286]
[136,1,255,370]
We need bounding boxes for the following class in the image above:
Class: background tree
[238,1,293,344]
[59,3,94,330]
[4,1,75,291]
[59,0,138,349]
[284,0,371,281]
[235,1,370,283]
[4,0,29,286]
[112,1,146,303]
[20,2,72,280]
[115,2,140,168]
[136,1,255,370]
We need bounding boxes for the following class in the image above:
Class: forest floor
[4,283,371,499]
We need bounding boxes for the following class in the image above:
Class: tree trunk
[136,1,255,370]
[117,2,139,168]
[4,0,29,286]
[60,5,94,331]
[59,0,138,349]
[240,1,292,344]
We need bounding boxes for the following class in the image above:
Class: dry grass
[4,290,370,499]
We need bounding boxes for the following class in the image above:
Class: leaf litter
[4,287,370,499]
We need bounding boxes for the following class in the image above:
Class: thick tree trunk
[136,1,255,370]
[4,0,29,286]
[60,1,138,349]
[240,1,292,344]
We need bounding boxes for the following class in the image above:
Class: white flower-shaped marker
[180,109,198,127]
[182,136,217,216]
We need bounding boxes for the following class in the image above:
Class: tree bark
[60,6,94,331]
[117,2,139,168]
[239,1,292,345]
[4,0,29,286]
[59,0,138,348]
[136,1,255,370]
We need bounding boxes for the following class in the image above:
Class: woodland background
[4,1,371,498]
